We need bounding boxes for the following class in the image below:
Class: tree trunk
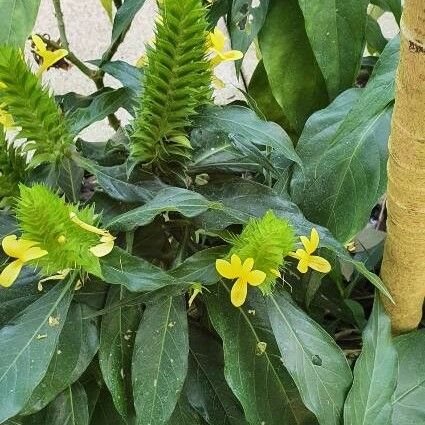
[381,0,425,333]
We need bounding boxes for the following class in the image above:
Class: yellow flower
[69,212,115,257]
[0,235,48,287]
[207,28,244,68]
[31,35,68,77]
[289,228,331,274]
[0,104,14,129]
[216,254,266,307]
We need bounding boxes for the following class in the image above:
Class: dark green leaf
[248,61,292,133]
[207,283,317,425]
[298,0,369,98]
[109,0,148,50]
[344,295,397,425]
[0,0,41,46]
[69,88,135,134]
[168,392,206,425]
[392,330,425,424]
[259,0,328,134]
[91,60,142,93]
[195,105,301,167]
[89,387,128,425]
[170,246,228,286]
[291,37,400,242]
[228,0,269,73]
[187,326,247,425]
[44,382,89,425]
[267,291,352,425]
[23,303,99,414]
[0,278,74,422]
[100,247,174,292]
[99,286,142,420]
[0,269,40,326]
[78,157,165,203]
[132,295,189,425]
[366,15,388,55]
[107,187,220,231]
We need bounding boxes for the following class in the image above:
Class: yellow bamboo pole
[381,0,425,333]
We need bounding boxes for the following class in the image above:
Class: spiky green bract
[0,46,74,168]
[230,211,296,293]
[0,129,26,206]
[16,184,103,277]
[130,0,213,178]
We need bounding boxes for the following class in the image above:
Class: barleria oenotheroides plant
[0,0,412,424]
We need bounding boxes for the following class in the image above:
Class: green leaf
[93,60,143,92]
[99,286,142,421]
[291,37,400,242]
[101,247,174,292]
[170,246,228,286]
[0,277,74,422]
[132,295,189,425]
[0,269,40,327]
[298,0,368,99]
[168,392,206,425]
[0,0,41,46]
[196,178,340,250]
[344,295,397,425]
[107,187,220,231]
[267,291,352,425]
[100,0,113,21]
[207,283,318,425]
[23,303,99,414]
[44,382,89,425]
[109,0,148,53]
[392,330,425,424]
[259,0,328,134]
[187,326,247,425]
[194,105,302,167]
[366,15,388,55]
[69,87,135,133]
[248,61,292,133]
[89,387,127,425]
[228,0,269,74]
[78,157,165,203]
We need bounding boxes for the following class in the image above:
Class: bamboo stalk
[381,0,425,333]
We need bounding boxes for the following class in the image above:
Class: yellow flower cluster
[0,214,114,288]
[215,228,331,307]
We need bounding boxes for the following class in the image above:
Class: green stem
[126,231,135,253]
[50,0,120,131]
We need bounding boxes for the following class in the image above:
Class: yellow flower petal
[231,277,248,307]
[0,260,24,287]
[242,257,254,273]
[300,235,311,253]
[90,240,115,257]
[308,255,332,274]
[21,246,48,262]
[70,212,108,236]
[309,228,320,253]
[208,28,226,53]
[2,235,38,259]
[270,268,281,278]
[31,34,47,53]
[247,269,266,286]
[297,258,310,274]
[216,258,239,279]
[230,254,242,270]
[36,49,68,77]
[220,50,244,62]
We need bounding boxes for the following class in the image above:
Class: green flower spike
[216,211,296,306]
[0,184,115,287]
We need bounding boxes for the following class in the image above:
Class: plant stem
[50,0,120,131]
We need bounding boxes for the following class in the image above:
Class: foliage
[0,0,417,425]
